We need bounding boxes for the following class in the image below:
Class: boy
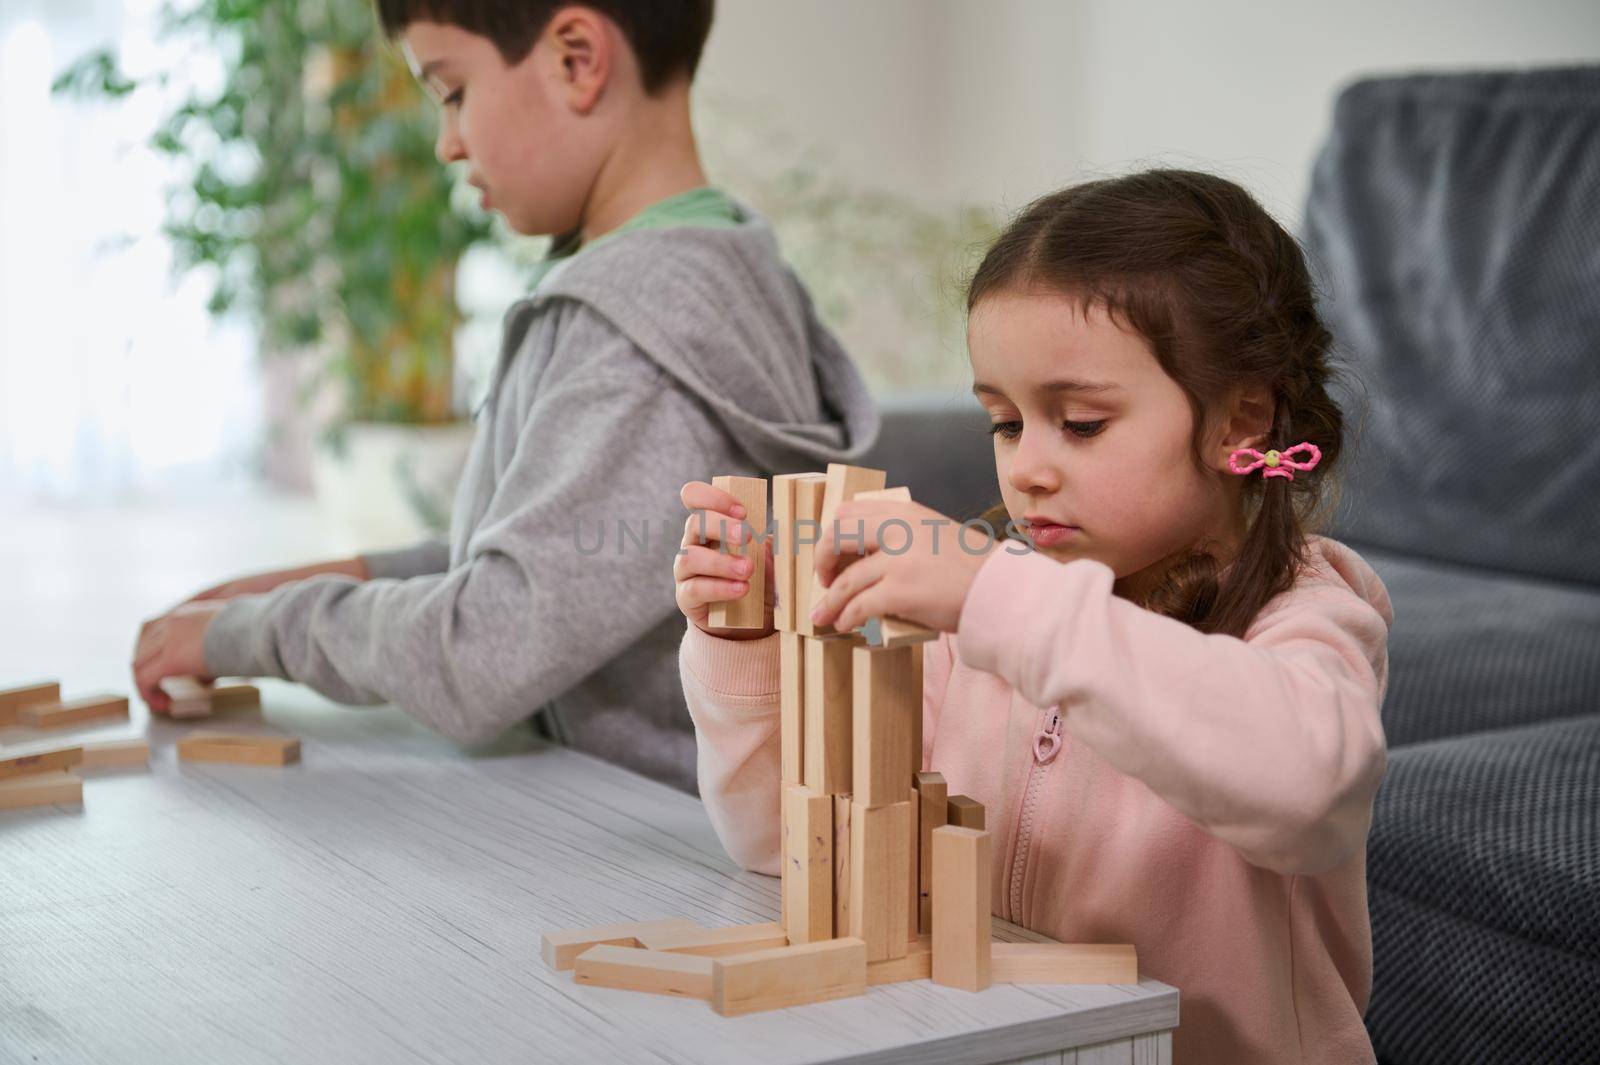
[132,0,879,793]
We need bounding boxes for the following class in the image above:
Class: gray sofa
[863,65,1600,1064]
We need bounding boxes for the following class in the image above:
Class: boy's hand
[132,601,226,714]
[809,498,998,636]
[675,480,775,641]
[182,557,369,607]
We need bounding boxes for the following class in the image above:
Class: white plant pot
[310,421,475,554]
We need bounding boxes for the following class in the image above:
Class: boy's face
[968,292,1253,597]
[401,19,611,236]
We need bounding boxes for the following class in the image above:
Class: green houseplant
[54,0,492,541]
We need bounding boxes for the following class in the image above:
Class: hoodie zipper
[1009,708,1064,920]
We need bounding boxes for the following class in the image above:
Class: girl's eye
[989,421,1022,440]
[1064,419,1106,438]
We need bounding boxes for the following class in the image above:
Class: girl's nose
[1007,429,1062,494]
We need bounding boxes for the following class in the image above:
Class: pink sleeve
[920,634,956,771]
[678,624,783,875]
[956,549,1391,876]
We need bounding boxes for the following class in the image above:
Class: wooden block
[711,937,867,1017]
[636,921,787,957]
[779,632,804,784]
[0,681,60,727]
[176,731,300,767]
[932,825,992,991]
[848,799,911,962]
[791,475,829,637]
[770,473,823,633]
[802,635,856,795]
[832,794,852,938]
[868,934,932,986]
[573,944,714,1000]
[78,738,150,770]
[780,782,794,933]
[916,771,949,934]
[948,794,985,830]
[0,770,82,811]
[906,782,920,945]
[707,476,768,630]
[19,694,129,729]
[783,785,833,944]
[808,463,886,637]
[540,917,700,971]
[991,942,1139,985]
[851,645,915,807]
[910,642,924,777]
[163,677,263,719]
[0,744,83,781]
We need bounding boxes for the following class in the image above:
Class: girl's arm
[957,549,1391,876]
[680,624,783,875]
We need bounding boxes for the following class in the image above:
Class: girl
[672,169,1392,1065]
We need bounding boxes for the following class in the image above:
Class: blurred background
[1,0,1597,554]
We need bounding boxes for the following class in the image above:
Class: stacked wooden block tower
[541,465,1138,1016]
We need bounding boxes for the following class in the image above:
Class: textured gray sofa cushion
[1304,68,1600,587]
[1358,544,1600,747]
[1366,714,1600,1065]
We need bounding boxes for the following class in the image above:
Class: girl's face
[968,291,1259,602]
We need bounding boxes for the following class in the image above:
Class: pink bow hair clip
[1228,441,1322,481]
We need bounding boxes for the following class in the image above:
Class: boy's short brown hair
[376,0,715,93]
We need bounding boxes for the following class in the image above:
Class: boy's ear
[1210,382,1277,469]
[546,6,612,114]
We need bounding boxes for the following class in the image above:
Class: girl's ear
[1209,383,1276,469]
[545,6,612,114]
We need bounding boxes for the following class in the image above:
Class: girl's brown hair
[968,169,1346,638]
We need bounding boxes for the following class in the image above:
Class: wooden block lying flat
[541,917,701,971]
[791,475,829,637]
[916,771,949,934]
[573,944,714,1000]
[0,770,83,811]
[809,464,886,637]
[636,921,788,957]
[707,475,768,630]
[851,645,915,808]
[20,694,129,729]
[176,731,300,767]
[849,799,911,962]
[711,937,868,1017]
[932,826,992,991]
[779,632,805,784]
[868,934,932,986]
[0,681,60,727]
[803,635,857,795]
[0,745,83,781]
[783,785,833,944]
[991,942,1139,985]
[162,677,262,719]
[832,794,852,938]
[78,738,150,770]
[948,794,985,830]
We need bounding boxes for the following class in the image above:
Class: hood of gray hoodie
[525,211,881,473]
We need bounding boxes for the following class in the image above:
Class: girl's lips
[1025,523,1079,547]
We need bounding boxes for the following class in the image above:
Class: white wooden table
[0,495,1178,1064]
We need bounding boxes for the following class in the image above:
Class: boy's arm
[678,625,782,875]
[360,539,450,580]
[203,304,744,745]
[956,549,1391,877]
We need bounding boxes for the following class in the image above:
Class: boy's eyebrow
[972,378,1124,398]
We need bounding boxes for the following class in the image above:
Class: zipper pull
[1032,709,1063,765]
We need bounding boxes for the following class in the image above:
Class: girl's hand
[810,499,998,635]
[674,480,776,641]
[132,600,226,713]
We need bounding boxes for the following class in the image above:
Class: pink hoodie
[681,534,1392,1065]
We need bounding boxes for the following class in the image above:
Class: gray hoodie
[205,215,880,792]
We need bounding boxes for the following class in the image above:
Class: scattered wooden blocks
[541,917,701,971]
[932,825,992,992]
[0,744,83,781]
[916,771,948,934]
[79,738,150,770]
[19,695,129,729]
[991,942,1139,985]
[803,635,857,795]
[948,794,986,830]
[176,731,299,767]
[161,677,261,719]
[0,681,60,727]
[573,945,714,1000]
[783,785,833,944]
[0,770,82,811]
[636,921,788,957]
[848,799,911,962]
[707,476,768,630]
[711,937,868,1016]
